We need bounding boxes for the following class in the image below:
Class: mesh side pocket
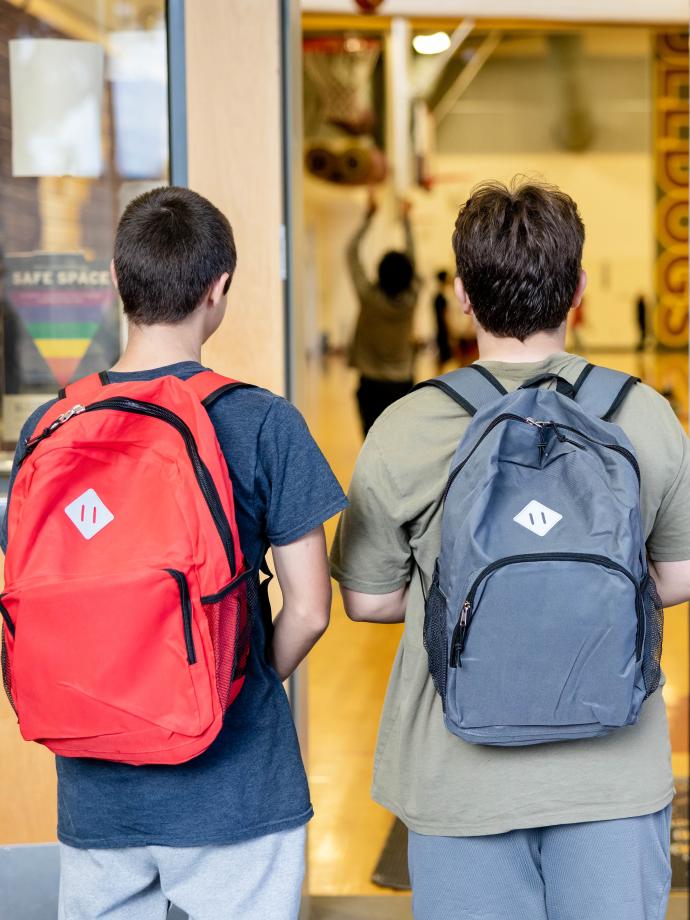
[641,573,664,699]
[423,562,448,707]
[203,575,254,713]
[1,629,16,714]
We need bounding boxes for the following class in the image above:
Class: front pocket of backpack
[4,568,210,741]
[451,555,641,729]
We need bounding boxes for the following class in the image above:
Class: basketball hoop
[354,0,385,11]
[303,36,381,137]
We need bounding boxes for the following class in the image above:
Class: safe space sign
[2,252,120,442]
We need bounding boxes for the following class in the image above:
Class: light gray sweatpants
[58,826,306,920]
[408,806,672,920]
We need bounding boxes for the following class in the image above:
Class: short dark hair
[452,179,584,340]
[114,186,237,325]
[377,251,414,298]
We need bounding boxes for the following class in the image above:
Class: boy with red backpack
[1,186,346,919]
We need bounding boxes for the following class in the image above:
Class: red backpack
[1,370,252,766]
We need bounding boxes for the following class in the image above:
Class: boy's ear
[208,272,230,306]
[109,259,119,292]
[454,276,473,316]
[571,269,587,308]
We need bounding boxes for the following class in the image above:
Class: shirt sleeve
[330,434,412,593]
[257,397,347,546]
[646,412,690,562]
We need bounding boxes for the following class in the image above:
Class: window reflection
[0,0,169,450]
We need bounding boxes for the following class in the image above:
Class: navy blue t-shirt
[1,362,347,848]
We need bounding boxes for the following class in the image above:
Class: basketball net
[304,36,381,137]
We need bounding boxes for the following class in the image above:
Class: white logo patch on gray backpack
[420,363,664,746]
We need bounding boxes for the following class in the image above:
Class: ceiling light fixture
[413,32,451,56]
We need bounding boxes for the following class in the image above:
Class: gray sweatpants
[408,806,672,920]
[58,826,306,920]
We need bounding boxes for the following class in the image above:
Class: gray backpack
[421,363,664,746]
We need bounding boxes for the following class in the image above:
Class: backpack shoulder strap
[413,365,507,416]
[184,370,256,408]
[571,364,639,421]
[59,371,109,404]
[519,373,575,396]
[60,370,256,411]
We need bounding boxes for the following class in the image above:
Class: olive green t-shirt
[330,353,690,836]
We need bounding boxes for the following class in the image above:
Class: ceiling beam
[301,0,686,25]
[414,18,475,100]
[433,30,502,124]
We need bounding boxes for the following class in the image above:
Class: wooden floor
[304,356,405,897]
[303,349,689,900]
[310,894,690,920]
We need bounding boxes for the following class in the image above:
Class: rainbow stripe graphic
[6,255,114,387]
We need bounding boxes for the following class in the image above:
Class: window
[0,0,169,450]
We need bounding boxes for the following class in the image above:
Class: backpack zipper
[0,596,15,638]
[22,399,236,576]
[165,569,196,665]
[444,415,640,502]
[450,552,643,667]
[443,414,528,501]
[552,424,640,484]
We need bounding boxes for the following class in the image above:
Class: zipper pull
[551,422,566,443]
[525,417,548,460]
[51,404,86,430]
[24,404,86,455]
[452,601,471,668]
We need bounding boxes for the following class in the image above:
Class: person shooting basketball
[346,191,420,436]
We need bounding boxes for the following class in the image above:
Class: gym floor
[303,349,689,914]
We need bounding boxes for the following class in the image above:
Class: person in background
[347,191,420,436]
[432,270,452,371]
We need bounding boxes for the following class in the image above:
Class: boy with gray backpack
[331,179,690,919]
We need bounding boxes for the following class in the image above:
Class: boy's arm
[644,398,690,607]
[253,395,346,677]
[341,584,408,624]
[649,559,690,608]
[400,199,416,267]
[270,525,332,680]
[330,434,412,623]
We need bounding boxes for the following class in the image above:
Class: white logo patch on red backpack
[64,489,114,540]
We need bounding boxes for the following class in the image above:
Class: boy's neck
[111,321,202,373]
[476,325,568,364]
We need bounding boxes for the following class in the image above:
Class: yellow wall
[186,0,287,394]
